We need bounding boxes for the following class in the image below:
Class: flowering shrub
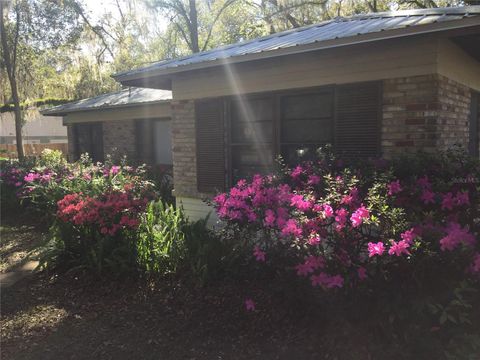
[213,150,480,293]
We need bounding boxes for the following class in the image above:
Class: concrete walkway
[0,261,39,289]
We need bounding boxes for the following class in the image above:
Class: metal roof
[42,87,172,116]
[114,6,480,84]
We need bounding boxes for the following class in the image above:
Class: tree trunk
[0,1,24,160]
[188,0,199,53]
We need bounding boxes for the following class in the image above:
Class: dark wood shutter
[196,99,225,193]
[469,91,479,158]
[334,82,381,158]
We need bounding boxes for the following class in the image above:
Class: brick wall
[382,74,472,157]
[382,75,439,157]
[66,125,76,161]
[103,120,137,162]
[436,75,471,150]
[171,100,199,198]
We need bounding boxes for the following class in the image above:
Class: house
[64,7,480,222]
[112,6,480,222]
[42,87,173,168]
[0,109,67,157]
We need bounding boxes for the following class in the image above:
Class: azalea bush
[214,151,479,290]
[213,149,480,356]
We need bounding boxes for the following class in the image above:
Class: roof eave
[40,98,171,117]
[114,16,480,85]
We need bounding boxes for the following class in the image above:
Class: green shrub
[136,201,186,275]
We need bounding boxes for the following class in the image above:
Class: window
[72,122,104,162]
[196,82,381,192]
[469,91,479,158]
[280,90,334,165]
[135,118,173,166]
[229,97,274,183]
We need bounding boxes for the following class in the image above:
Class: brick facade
[382,74,472,157]
[436,76,471,150]
[170,74,476,199]
[103,120,137,162]
[171,100,199,198]
[66,125,76,161]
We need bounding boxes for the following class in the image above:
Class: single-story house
[112,6,480,222]
[42,87,173,168]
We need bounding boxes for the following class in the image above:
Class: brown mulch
[1,271,372,360]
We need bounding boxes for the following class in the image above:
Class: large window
[280,90,334,164]
[228,89,335,183]
[195,82,381,192]
[135,118,172,166]
[72,122,104,162]
[229,97,274,181]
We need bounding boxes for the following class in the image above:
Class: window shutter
[335,82,381,158]
[196,99,225,193]
[469,91,479,158]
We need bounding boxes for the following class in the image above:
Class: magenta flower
[308,175,321,185]
[454,191,469,206]
[322,204,334,218]
[245,298,256,311]
[110,166,120,175]
[24,173,40,183]
[350,206,369,227]
[357,267,367,280]
[441,193,455,211]
[388,240,410,256]
[439,222,476,251]
[400,228,416,245]
[387,180,402,195]
[281,219,302,237]
[368,242,385,257]
[417,175,430,188]
[290,194,312,212]
[308,233,321,246]
[421,189,435,204]
[264,209,276,227]
[253,246,266,262]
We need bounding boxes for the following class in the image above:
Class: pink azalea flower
[110,166,120,175]
[388,240,411,256]
[322,204,334,218]
[253,246,266,262]
[439,222,476,251]
[357,267,367,280]
[307,175,321,185]
[350,206,369,228]
[417,175,430,188]
[291,166,303,179]
[454,191,469,206]
[400,228,416,245]
[421,189,435,204]
[290,194,312,212]
[264,209,276,227]
[245,298,255,311]
[441,192,455,211]
[308,233,321,246]
[281,219,302,237]
[368,242,385,257]
[24,173,40,183]
[387,180,402,195]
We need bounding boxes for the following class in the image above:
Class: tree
[0,0,81,159]
[148,0,240,53]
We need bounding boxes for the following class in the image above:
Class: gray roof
[42,87,172,116]
[114,6,480,84]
